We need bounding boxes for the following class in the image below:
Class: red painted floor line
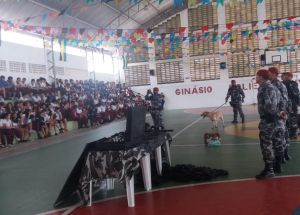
[66,177,300,215]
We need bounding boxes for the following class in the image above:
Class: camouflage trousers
[287,113,298,137]
[232,103,244,121]
[150,109,163,129]
[259,119,286,164]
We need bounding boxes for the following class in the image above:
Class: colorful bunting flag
[217,0,224,7]
[59,39,67,62]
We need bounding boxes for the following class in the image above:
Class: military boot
[231,116,238,124]
[273,156,283,174]
[255,163,275,179]
[284,147,292,161]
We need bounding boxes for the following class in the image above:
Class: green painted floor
[0,105,300,215]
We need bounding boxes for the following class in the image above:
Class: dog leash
[210,102,227,112]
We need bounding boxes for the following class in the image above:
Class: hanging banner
[59,39,67,62]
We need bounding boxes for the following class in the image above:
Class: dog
[201,111,225,129]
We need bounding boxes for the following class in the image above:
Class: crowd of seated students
[0,76,146,148]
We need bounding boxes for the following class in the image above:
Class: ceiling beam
[28,0,98,29]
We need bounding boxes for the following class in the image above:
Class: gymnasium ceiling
[0,0,187,30]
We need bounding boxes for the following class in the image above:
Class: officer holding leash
[225,80,245,123]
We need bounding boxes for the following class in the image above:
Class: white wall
[132,76,260,109]
[0,41,89,81]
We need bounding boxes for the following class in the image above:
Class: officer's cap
[269,67,279,75]
[256,69,270,79]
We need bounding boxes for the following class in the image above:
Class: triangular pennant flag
[201,25,208,32]
[59,39,67,62]
[188,0,197,7]
[256,0,263,4]
[217,0,224,7]
[202,0,211,5]
[226,23,234,30]
[179,27,186,34]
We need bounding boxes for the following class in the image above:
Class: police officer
[269,67,288,172]
[225,80,245,123]
[255,69,285,179]
[282,72,300,140]
[148,87,164,130]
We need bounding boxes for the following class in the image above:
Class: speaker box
[125,106,146,143]
[260,54,266,61]
[149,69,155,76]
[220,62,226,69]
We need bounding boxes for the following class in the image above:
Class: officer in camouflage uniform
[255,69,285,179]
[147,87,164,130]
[225,80,245,123]
[269,67,288,173]
[282,72,300,140]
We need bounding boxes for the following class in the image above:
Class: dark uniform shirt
[225,85,245,104]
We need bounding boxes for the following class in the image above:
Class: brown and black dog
[201,111,225,129]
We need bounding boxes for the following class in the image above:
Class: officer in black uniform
[225,80,245,123]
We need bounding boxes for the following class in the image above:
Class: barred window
[265,0,300,20]
[189,31,219,56]
[127,41,149,63]
[155,37,183,61]
[190,56,220,81]
[225,0,257,24]
[154,14,181,34]
[156,61,184,84]
[227,25,259,53]
[188,3,218,32]
[124,64,150,87]
[227,52,260,78]
[9,61,26,73]
[29,63,46,74]
[0,60,7,73]
[267,27,300,48]
[55,66,64,76]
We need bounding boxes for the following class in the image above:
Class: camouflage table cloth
[78,146,146,202]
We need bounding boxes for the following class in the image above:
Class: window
[188,3,218,32]
[265,0,300,20]
[86,50,114,74]
[225,0,257,24]
[28,63,46,74]
[154,14,181,34]
[189,31,219,56]
[155,37,183,60]
[267,27,300,48]
[0,60,7,73]
[227,25,259,52]
[190,56,220,81]
[9,61,26,73]
[156,61,184,84]
[227,52,260,78]
[124,64,150,86]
